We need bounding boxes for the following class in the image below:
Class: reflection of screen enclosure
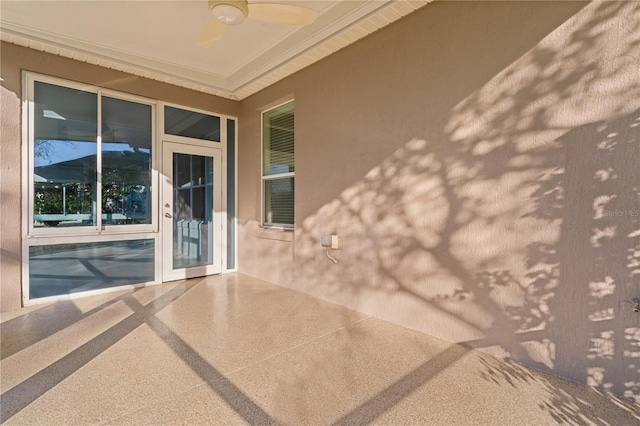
[29,240,155,299]
[33,82,152,227]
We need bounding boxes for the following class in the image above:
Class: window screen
[262,101,294,228]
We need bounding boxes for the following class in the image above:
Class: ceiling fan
[198,0,319,48]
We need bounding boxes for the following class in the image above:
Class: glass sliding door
[162,142,222,281]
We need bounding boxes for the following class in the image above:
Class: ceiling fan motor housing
[209,0,249,25]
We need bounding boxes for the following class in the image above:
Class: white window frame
[261,99,295,230]
[24,72,158,237]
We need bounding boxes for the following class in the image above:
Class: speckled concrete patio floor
[1,274,638,425]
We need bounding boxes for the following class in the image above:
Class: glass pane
[164,106,220,142]
[263,101,294,175]
[101,96,152,225]
[264,177,294,226]
[173,153,214,269]
[175,154,191,188]
[29,239,154,299]
[192,155,205,185]
[33,82,97,228]
[227,119,236,269]
[175,189,192,220]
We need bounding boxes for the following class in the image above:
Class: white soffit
[0,1,433,100]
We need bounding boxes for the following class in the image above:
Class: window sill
[255,227,294,242]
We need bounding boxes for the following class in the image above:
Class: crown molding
[1,1,433,101]
[0,21,237,99]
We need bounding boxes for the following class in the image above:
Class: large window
[262,100,294,228]
[26,75,157,301]
[30,79,154,233]
[29,240,155,299]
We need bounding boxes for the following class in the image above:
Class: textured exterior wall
[238,1,640,401]
[0,64,22,311]
[0,42,239,312]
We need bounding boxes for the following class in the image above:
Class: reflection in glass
[29,239,154,299]
[101,96,152,225]
[33,82,97,228]
[164,106,221,142]
[173,153,214,269]
[264,177,294,226]
[227,119,236,269]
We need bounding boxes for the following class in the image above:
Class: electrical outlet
[331,235,339,249]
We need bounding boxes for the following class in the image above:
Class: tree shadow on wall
[547,111,640,400]
[289,0,640,420]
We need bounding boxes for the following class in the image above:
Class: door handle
[164,213,173,218]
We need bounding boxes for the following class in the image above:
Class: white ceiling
[0,1,433,100]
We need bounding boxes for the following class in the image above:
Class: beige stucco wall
[0,42,239,312]
[238,1,640,401]
[0,55,22,312]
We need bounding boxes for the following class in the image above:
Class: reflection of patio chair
[175,220,213,262]
[123,189,147,218]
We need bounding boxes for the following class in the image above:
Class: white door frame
[161,141,223,281]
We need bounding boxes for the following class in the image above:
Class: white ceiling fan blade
[198,18,228,48]
[248,3,318,26]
